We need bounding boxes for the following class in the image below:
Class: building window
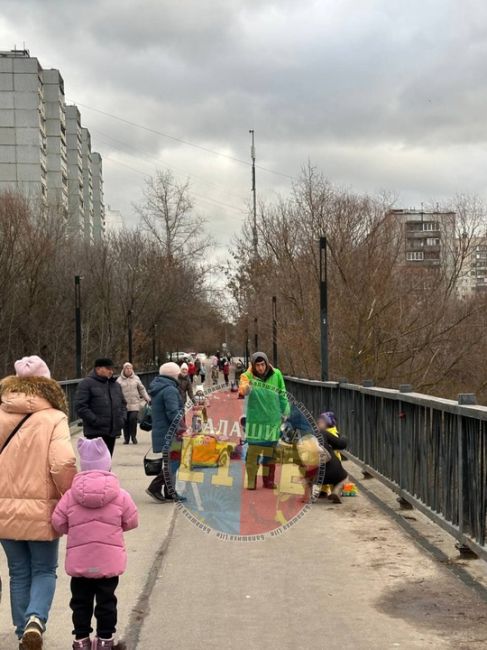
[406,251,424,261]
[423,222,439,231]
[426,238,440,246]
[406,222,423,232]
[407,238,424,248]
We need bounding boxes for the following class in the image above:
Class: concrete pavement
[1,425,487,649]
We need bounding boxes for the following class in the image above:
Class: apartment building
[43,68,68,217]
[81,127,93,243]
[0,49,104,240]
[92,151,105,241]
[65,104,84,235]
[457,238,487,296]
[0,50,47,203]
[388,208,456,270]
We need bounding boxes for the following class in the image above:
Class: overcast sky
[1,0,487,254]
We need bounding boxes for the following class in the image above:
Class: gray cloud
[1,0,487,244]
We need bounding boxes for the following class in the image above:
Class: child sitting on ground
[52,438,138,650]
[317,412,348,503]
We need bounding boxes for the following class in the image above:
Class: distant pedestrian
[75,359,127,456]
[199,358,206,385]
[188,360,196,384]
[178,363,194,405]
[146,363,186,502]
[52,437,138,649]
[223,359,230,386]
[116,362,150,445]
[0,355,76,648]
[194,357,201,379]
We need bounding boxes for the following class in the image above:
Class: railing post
[397,384,413,510]
[456,394,477,557]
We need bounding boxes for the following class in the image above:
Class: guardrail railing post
[397,384,414,510]
[456,394,478,558]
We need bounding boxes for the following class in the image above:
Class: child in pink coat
[52,437,138,650]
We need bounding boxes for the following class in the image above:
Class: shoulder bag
[0,413,33,454]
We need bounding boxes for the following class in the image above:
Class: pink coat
[52,470,138,578]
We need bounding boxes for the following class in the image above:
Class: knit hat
[14,355,51,379]
[251,351,269,365]
[94,357,115,368]
[319,411,336,427]
[159,362,181,379]
[77,437,111,472]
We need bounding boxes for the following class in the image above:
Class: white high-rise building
[92,151,105,241]
[65,104,84,235]
[0,49,105,239]
[43,68,68,217]
[0,50,47,203]
[81,127,93,243]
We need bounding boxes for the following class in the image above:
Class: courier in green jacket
[239,352,290,489]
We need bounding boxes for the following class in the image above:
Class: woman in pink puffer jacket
[52,437,138,650]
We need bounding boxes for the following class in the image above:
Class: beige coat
[0,375,77,541]
[116,373,150,412]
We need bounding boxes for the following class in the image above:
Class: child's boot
[93,639,126,650]
[93,639,113,649]
[73,639,91,649]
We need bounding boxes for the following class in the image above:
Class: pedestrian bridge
[1,376,487,649]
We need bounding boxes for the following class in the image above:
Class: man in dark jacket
[146,362,185,503]
[74,358,127,456]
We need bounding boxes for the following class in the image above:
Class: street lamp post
[254,317,258,352]
[319,236,329,381]
[272,296,278,367]
[127,309,133,363]
[74,275,82,378]
[245,328,249,367]
[152,323,158,368]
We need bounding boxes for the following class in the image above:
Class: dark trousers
[101,435,115,457]
[123,411,138,442]
[70,576,119,640]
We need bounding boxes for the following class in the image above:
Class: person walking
[187,359,196,384]
[0,355,76,649]
[178,363,194,406]
[223,359,230,386]
[146,363,186,502]
[116,362,150,445]
[74,359,127,457]
[239,352,290,490]
[52,437,138,650]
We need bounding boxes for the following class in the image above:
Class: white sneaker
[21,615,44,650]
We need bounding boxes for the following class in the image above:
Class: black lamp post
[319,236,329,381]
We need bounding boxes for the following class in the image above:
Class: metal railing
[60,371,158,424]
[285,376,487,561]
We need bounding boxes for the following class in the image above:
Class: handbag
[143,448,162,476]
[0,413,32,454]
[138,404,152,431]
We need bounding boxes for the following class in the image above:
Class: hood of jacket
[149,374,179,397]
[70,470,120,508]
[0,375,68,415]
[250,351,274,380]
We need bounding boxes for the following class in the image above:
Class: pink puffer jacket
[52,470,138,578]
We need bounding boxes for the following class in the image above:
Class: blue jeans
[0,538,59,638]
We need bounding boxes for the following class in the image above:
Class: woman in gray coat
[116,362,150,444]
